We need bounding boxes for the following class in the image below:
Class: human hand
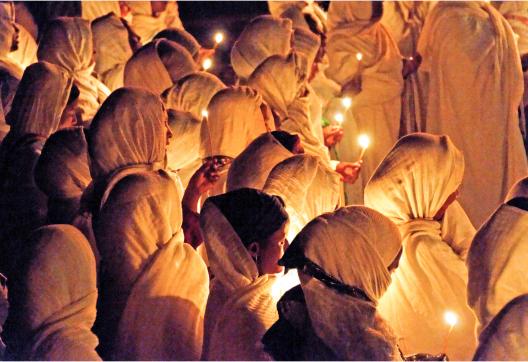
[183,161,221,212]
[182,205,203,249]
[323,125,344,147]
[335,161,362,184]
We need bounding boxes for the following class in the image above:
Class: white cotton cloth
[126,1,184,44]
[92,13,133,91]
[467,203,528,335]
[364,133,478,360]
[505,176,528,202]
[292,206,402,360]
[264,154,340,240]
[473,294,528,360]
[496,1,528,55]
[231,15,293,81]
[248,53,331,164]
[37,17,104,122]
[227,132,293,192]
[326,1,403,191]
[200,201,280,361]
[81,1,120,21]
[418,2,528,227]
[124,38,197,95]
[6,225,100,360]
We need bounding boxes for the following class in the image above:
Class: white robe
[418,2,528,227]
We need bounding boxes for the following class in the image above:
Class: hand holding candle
[357,134,370,161]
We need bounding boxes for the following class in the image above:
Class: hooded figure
[163,71,225,187]
[0,61,72,277]
[227,132,294,192]
[125,1,184,44]
[200,86,273,196]
[92,13,135,91]
[467,200,528,336]
[231,15,293,81]
[37,17,108,122]
[200,188,289,360]
[81,1,121,21]
[248,53,331,164]
[124,38,198,95]
[4,225,100,360]
[264,154,341,241]
[417,2,527,226]
[88,88,208,360]
[326,1,403,193]
[364,133,478,360]
[264,206,402,360]
[154,27,202,61]
[473,294,528,360]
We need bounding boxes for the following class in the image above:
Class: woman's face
[256,221,290,275]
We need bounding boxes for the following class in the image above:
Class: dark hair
[209,188,288,248]
[271,130,299,153]
[506,197,528,211]
[67,83,80,106]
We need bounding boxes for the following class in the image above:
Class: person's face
[251,221,290,275]
[163,113,173,146]
[59,99,80,129]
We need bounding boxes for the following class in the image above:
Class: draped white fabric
[126,1,184,44]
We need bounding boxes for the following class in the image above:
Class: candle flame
[341,97,352,109]
[202,58,213,70]
[201,109,209,118]
[358,134,370,149]
[214,32,224,44]
[356,52,363,62]
[334,113,344,125]
[444,310,458,327]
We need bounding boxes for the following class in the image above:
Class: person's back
[418,2,528,226]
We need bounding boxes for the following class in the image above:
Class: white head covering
[473,294,528,360]
[227,132,294,192]
[264,154,340,240]
[165,109,201,172]
[92,13,133,91]
[505,176,528,201]
[200,86,272,159]
[124,39,197,95]
[6,225,99,360]
[365,133,478,360]
[292,26,321,75]
[81,0,120,21]
[163,71,225,121]
[153,27,202,60]
[37,17,101,121]
[200,190,288,360]
[125,1,184,44]
[231,15,293,80]
[88,87,167,181]
[0,2,16,58]
[467,203,528,334]
[283,206,401,360]
[6,61,72,139]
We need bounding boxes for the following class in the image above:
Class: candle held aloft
[334,113,344,125]
[358,134,370,160]
[214,32,224,45]
[201,109,209,119]
[202,58,213,71]
[356,52,363,62]
[341,97,352,109]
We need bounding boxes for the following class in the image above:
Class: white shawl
[126,1,184,44]
[417,1,527,226]
[365,133,478,360]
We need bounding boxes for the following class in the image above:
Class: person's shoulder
[105,169,176,205]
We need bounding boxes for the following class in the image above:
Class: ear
[247,242,260,259]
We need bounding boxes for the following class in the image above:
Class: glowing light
[409,56,414,61]
[356,52,363,62]
[202,58,213,71]
[358,134,370,160]
[444,310,458,327]
[214,32,224,45]
[334,113,344,125]
[341,97,352,109]
[201,109,209,118]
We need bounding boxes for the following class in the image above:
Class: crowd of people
[0,0,527,360]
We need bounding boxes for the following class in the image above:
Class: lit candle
[356,52,363,62]
[357,134,370,160]
[201,109,209,119]
[202,58,213,71]
[334,113,344,125]
[213,32,224,49]
[442,310,459,352]
[341,97,352,110]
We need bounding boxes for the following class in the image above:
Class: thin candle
[334,113,344,125]
[341,97,352,110]
[213,32,224,49]
[442,310,458,352]
[202,58,213,71]
[356,52,363,62]
[201,109,209,119]
[358,134,370,160]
